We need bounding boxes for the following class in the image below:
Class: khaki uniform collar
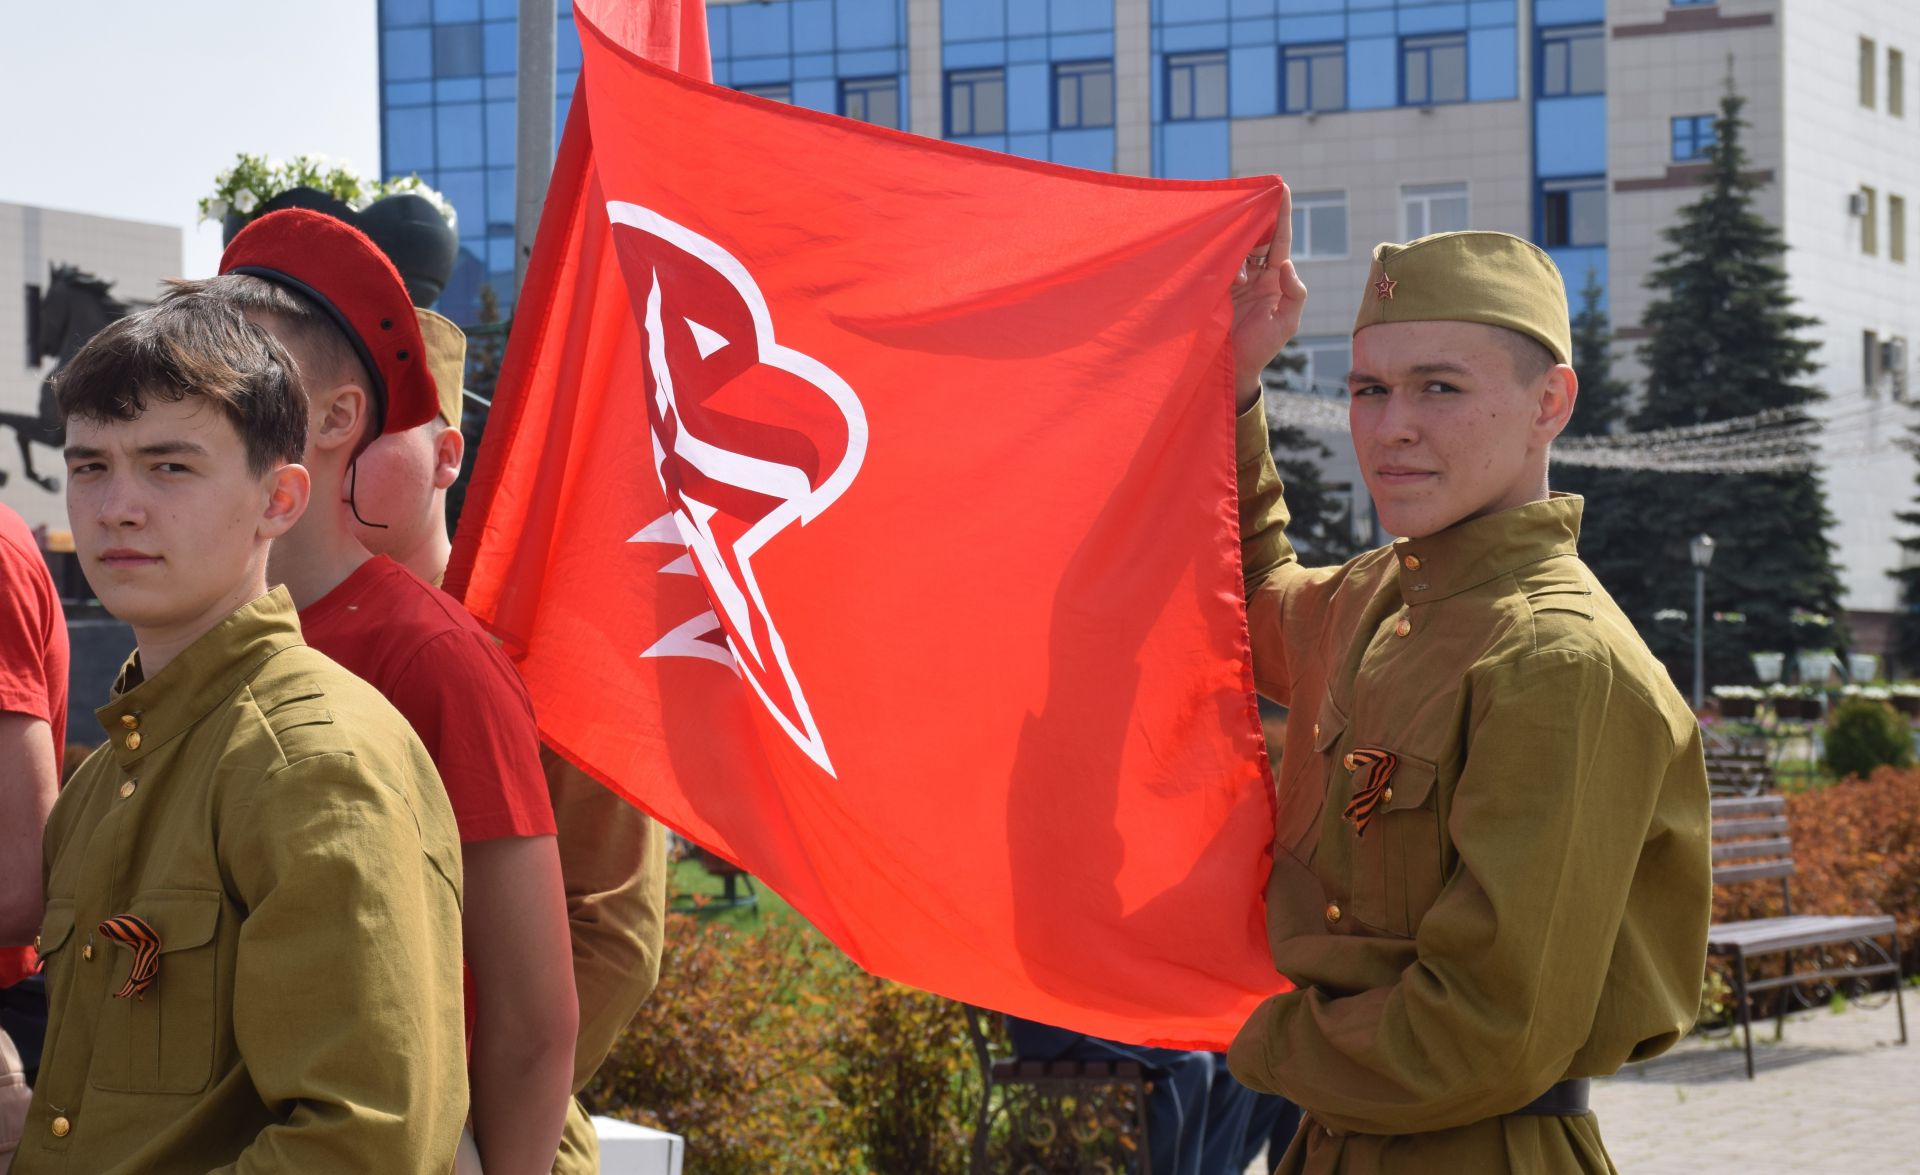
[1392,494,1584,606]
[96,587,305,770]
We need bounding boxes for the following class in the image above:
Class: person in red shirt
[170,209,578,1174]
[1,503,67,1142]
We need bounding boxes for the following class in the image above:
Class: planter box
[1719,698,1758,719]
[1893,695,1920,718]
[593,1117,685,1175]
[1772,697,1822,721]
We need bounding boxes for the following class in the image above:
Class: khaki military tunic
[17,589,467,1174]
[1223,404,1711,1174]
[547,750,668,1175]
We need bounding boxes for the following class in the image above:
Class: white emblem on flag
[611,200,868,777]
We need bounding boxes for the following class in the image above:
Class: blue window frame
[1670,0,1714,6]
[1540,177,1606,247]
[1166,50,1228,121]
[947,67,1006,136]
[738,83,793,103]
[1282,43,1346,113]
[1538,25,1603,97]
[1671,113,1717,161]
[433,22,484,77]
[840,75,900,128]
[1054,59,1115,129]
[1401,33,1467,107]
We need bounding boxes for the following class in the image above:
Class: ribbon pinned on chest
[1340,748,1400,837]
[97,914,162,1000]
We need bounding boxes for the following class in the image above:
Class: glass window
[1291,191,1348,259]
[1166,50,1228,121]
[1892,48,1906,116]
[1402,34,1467,106]
[1282,43,1345,113]
[1539,26,1603,97]
[1862,37,1877,108]
[1670,113,1716,161]
[483,20,516,75]
[1892,193,1908,263]
[739,83,794,103]
[1283,335,1352,397]
[1861,185,1878,255]
[1054,60,1115,129]
[947,67,1007,136]
[384,28,433,82]
[485,98,515,166]
[383,0,433,27]
[1670,0,1714,5]
[486,167,515,234]
[436,102,486,169]
[557,18,582,70]
[1403,183,1469,238]
[384,106,435,175]
[434,22,484,77]
[437,169,486,242]
[841,75,901,127]
[1540,178,1605,247]
[434,0,480,21]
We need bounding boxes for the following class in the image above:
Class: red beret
[219,209,440,434]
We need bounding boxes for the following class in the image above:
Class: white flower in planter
[206,197,229,221]
[232,189,260,215]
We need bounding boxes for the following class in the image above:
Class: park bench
[1706,796,1908,1078]
[1703,744,1774,797]
[962,1006,1151,1175]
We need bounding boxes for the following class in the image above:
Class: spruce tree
[1554,267,1639,609]
[1264,352,1362,563]
[1890,434,1920,674]
[1626,78,1844,687]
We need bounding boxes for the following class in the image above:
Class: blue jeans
[1006,1019,1295,1175]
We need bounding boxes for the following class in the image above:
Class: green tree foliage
[1890,434,1920,674]
[1554,267,1639,609]
[1616,78,1845,686]
[1265,352,1364,564]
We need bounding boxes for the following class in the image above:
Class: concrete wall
[0,202,180,531]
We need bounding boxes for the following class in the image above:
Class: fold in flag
[450,2,1288,1048]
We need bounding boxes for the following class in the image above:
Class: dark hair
[163,273,371,407]
[55,297,306,475]
[1499,328,1559,385]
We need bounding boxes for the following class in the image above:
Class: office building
[376,0,1918,641]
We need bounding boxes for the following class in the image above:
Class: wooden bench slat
[1712,860,1795,885]
[1712,837,1793,862]
[1712,816,1789,839]
[1708,914,1898,953]
[1711,797,1786,817]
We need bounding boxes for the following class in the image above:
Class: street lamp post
[1690,533,1716,710]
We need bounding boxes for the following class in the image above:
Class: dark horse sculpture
[2,264,133,492]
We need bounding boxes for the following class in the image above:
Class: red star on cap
[1375,275,1398,301]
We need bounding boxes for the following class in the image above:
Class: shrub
[824,978,975,1175]
[581,913,858,1174]
[1822,697,1914,780]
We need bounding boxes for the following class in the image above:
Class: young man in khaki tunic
[17,298,467,1173]
[1224,190,1711,1172]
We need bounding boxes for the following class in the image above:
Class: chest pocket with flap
[1347,754,1444,938]
[90,889,224,1096]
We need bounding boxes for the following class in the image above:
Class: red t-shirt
[1,505,68,988]
[300,556,555,843]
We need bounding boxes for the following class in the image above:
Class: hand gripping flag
[450,3,1289,1048]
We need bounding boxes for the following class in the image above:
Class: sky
[2,1,381,278]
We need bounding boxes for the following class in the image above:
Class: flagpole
[514,0,556,300]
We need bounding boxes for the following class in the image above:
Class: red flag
[452,5,1288,1048]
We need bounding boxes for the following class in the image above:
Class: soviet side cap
[219,209,441,435]
[1353,230,1573,365]
[415,308,467,426]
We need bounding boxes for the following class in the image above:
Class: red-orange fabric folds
[449,1,1289,1048]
